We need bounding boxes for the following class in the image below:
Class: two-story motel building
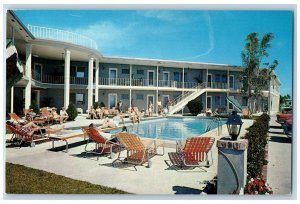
[6,10,281,116]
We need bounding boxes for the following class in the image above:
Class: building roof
[102,56,243,71]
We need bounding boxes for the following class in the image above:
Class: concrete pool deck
[5,114,292,196]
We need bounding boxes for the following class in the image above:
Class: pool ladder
[205,117,222,136]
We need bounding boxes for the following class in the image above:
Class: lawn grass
[5,162,130,194]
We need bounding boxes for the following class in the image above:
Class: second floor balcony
[31,72,242,90]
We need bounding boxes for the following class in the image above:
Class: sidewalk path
[267,115,292,195]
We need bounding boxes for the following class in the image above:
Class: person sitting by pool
[88,106,97,119]
[95,106,103,119]
[102,107,110,118]
[51,108,64,124]
[59,107,69,123]
[89,123,118,142]
[206,108,212,116]
[99,113,124,129]
[129,107,140,123]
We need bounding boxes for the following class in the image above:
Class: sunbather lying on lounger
[12,121,41,136]
[99,113,124,129]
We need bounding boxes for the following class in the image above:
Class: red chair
[81,127,121,160]
[167,137,215,171]
[6,123,43,147]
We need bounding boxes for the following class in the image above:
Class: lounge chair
[6,123,45,147]
[81,127,121,159]
[10,112,45,126]
[167,137,215,171]
[113,133,164,169]
[9,112,26,124]
[41,107,53,124]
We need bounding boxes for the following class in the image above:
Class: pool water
[112,117,225,141]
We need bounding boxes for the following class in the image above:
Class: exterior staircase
[168,83,207,115]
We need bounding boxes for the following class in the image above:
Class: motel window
[121,94,129,100]
[76,67,85,78]
[215,96,221,106]
[222,75,227,83]
[137,70,144,75]
[122,69,130,75]
[242,97,248,106]
[136,94,144,100]
[229,102,233,110]
[215,74,221,82]
[76,93,85,105]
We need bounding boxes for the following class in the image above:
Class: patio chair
[167,137,215,171]
[113,133,164,169]
[81,127,121,160]
[9,112,26,124]
[41,107,53,124]
[6,123,45,147]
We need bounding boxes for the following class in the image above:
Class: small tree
[187,99,203,116]
[66,103,78,121]
[240,32,279,115]
[30,100,39,114]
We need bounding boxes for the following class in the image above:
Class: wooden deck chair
[81,127,121,159]
[113,133,164,169]
[167,137,215,171]
[6,123,45,147]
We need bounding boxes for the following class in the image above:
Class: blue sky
[13,10,293,96]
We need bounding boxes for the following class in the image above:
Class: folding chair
[167,137,215,171]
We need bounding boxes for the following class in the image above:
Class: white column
[64,49,71,109]
[130,64,132,86]
[25,44,32,109]
[95,59,99,102]
[11,86,14,113]
[88,57,94,109]
[129,89,132,108]
[36,90,40,109]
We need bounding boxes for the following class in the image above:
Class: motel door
[148,70,155,86]
[147,95,154,112]
[207,74,212,88]
[207,96,212,109]
[108,94,117,109]
[109,68,117,85]
[162,95,169,108]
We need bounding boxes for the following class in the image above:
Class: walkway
[267,115,292,195]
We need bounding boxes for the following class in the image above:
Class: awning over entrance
[226,96,243,112]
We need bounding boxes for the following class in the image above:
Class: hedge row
[245,113,270,178]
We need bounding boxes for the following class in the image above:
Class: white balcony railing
[31,72,243,91]
[27,25,98,50]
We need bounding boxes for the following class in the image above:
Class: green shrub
[100,101,106,108]
[245,113,270,178]
[93,102,101,109]
[66,103,78,121]
[187,99,203,116]
[30,100,39,114]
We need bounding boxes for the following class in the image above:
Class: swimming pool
[112,117,226,141]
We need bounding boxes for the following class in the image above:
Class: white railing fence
[27,25,98,50]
